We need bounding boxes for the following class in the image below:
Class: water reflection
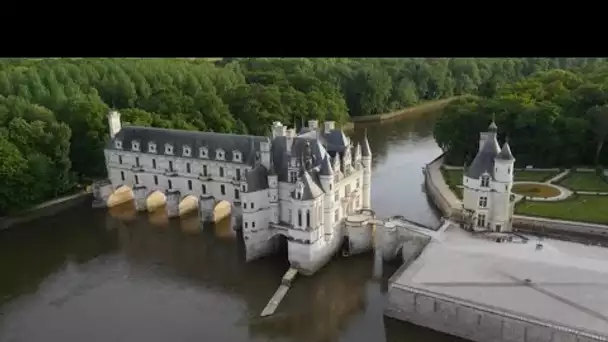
[0,111,457,342]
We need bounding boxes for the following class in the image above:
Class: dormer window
[115,139,123,149]
[481,175,490,188]
[183,145,191,157]
[199,147,208,158]
[233,150,242,162]
[148,142,157,153]
[131,141,140,151]
[216,148,225,160]
[165,143,173,155]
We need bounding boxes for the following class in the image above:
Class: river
[0,111,463,342]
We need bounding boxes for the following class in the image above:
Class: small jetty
[260,268,298,317]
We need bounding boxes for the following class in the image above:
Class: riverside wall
[386,284,606,342]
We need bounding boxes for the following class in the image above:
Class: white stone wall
[386,286,602,342]
[105,149,250,204]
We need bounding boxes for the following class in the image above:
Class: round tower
[361,130,372,209]
[319,155,334,237]
[494,141,515,184]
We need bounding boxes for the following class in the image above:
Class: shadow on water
[0,110,459,342]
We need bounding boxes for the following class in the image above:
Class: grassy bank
[557,171,608,192]
[350,97,459,123]
[515,195,608,225]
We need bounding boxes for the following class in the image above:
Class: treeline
[0,57,601,214]
[435,65,608,168]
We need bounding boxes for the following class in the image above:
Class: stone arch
[146,190,167,212]
[272,232,290,256]
[212,200,232,223]
[178,194,199,217]
[107,184,134,207]
[340,235,352,257]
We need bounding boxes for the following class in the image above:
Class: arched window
[298,210,302,227]
[306,210,311,228]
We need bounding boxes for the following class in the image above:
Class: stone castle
[97,111,372,275]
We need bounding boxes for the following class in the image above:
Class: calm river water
[0,112,461,342]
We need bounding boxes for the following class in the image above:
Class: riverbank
[350,97,459,123]
[0,191,92,231]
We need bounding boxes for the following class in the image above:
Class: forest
[434,63,608,168]
[0,57,603,215]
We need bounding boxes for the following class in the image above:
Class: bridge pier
[92,180,114,208]
[133,185,148,212]
[165,190,181,218]
[198,195,215,223]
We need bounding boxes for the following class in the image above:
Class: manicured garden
[558,171,608,192]
[511,183,561,198]
[515,195,608,225]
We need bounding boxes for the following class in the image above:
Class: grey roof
[245,165,269,192]
[465,134,500,179]
[496,142,515,161]
[270,135,331,182]
[319,154,333,175]
[296,170,324,200]
[108,126,266,166]
[361,134,371,157]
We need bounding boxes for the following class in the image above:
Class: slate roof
[108,126,266,166]
[496,142,515,161]
[465,134,501,179]
[245,164,269,192]
[297,170,325,200]
[361,134,371,157]
[319,154,333,176]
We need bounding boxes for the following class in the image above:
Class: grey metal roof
[108,126,266,166]
[245,165,269,192]
[270,135,332,182]
[296,170,324,200]
[465,135,500,179]
[319,154,333,175]
[496,142,515,161]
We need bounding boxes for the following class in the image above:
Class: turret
[479,116,500,152]
[108,110,122,139]
[319,155,334,192]
[494,141,515,183]
[361,130,372,209]
[354,142,362,164]
[343,144,352,174]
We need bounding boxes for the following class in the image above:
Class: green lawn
[440,168,464,199]
[558,171,608,192]
[514,170,560,182]
[515,195,608,225]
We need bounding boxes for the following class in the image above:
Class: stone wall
[513,215,608,238]
[423,153,462,221]
[386,285,605,342]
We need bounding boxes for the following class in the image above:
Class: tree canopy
[0,57,600,215]
[435,63,608,168]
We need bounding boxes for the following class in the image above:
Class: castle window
[203,165,207,176]
[148,142,157,153]
[306,210,310,227]
[199,147,208,158]
[168,180,173,189]
[165,144,173,155]
[479,196,488,208]
[219,167,224,177]
[234,189,240,200]
[477,214,486,227]
[154,175,158,185]
[244,222,248,228]
[201,184,206,194]
[251,202,255,209]
[131,141,140,151]
[188,180,192,190]
[297,192,302,200]
[242,185,246,192]
[183,145,191,157]
[118,155,123,164]
[152,159,157,169]
[120,171,125,181]
[298,210,302,226]
[252,221,256,228]
[216,149,225,160]
[481,176,490,188]
[221,184,226,195]
[115,140,123,149]
[244,203,247,209]
[236,169,241,181]
[186,163,191,173]
[135,157,140,167]
[135,175,139,184]
[169,161,174,172]
[233,151,241,162]
[329,184,332,190]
